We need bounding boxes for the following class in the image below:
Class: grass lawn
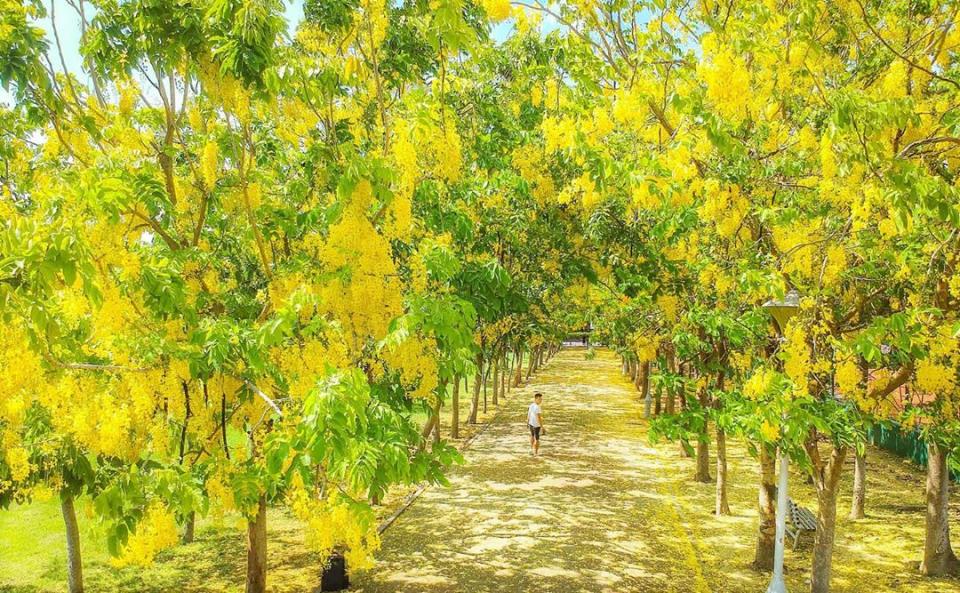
[0,358,528,593]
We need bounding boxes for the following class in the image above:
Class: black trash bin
[320,553,349,591]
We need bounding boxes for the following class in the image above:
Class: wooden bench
[786,499,818,549]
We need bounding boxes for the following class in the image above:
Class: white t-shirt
[527,402,542,427]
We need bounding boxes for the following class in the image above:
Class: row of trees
[3,1,959,593]
[0,1,589,592]
[511,1,960,592]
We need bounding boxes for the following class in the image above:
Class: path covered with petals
[355,348,714,593]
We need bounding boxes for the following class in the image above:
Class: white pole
[766,449,789,593]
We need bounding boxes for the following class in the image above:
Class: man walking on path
[528,392,544,456]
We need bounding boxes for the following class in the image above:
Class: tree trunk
[432,394,441,445]
[622,357,629,375]
[665,349,676,415]
[641,362,652,418]
[246,495,267,593]
[451,377,460,439]
[716,426,730,515]
[526,347,536,380]
[695,386,711,481]
[61,492,84,593]
[482,363,488,413]
[513,347,523,386]
[181,510,196,544]
[695,436,711,481]
[753,446,776,571]
[492,355,500,407]
[501,353,508,396]
[809,445,847,593]
[468,360,482,424]
[849,449,866,520]
[628,359,637,382]
[920,442,960,576]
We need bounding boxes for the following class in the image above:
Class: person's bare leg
[534,436,540,456]
[529,432,535,454]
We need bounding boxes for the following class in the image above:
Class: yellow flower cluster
[698,264,733,296]
[781,322,811,397]
[697,34,751,121]
[559,172,601,209]
[915,360,957,395]
[698,181,748,239]
[633,334,659,363]
[657,294,680,323]
[201,141,218,189]
[277,339,350,401]
[481,0,512,22]
[630,179,659,211]
[392,118,418,200]
[665,145,697,183]
[772,222,819,280]
[381,334,439,401]
[111,503,179,567]
[760,419,780,441]
[288,477,380,572]
[318,180,404,353]
[430,123,463,183]
[512,148,556,204]
[743,367,777,400]
[835,357,863,399]
[542,116,577,153]
[4,446,31,482]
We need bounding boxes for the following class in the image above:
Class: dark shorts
[528,425,541,441]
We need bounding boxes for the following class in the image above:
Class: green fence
[867,424,960,482]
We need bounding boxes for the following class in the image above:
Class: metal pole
[766,449,789,593]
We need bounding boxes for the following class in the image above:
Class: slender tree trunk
[695,437,711,481]
[181,510,196,544]
[468,358,482,424]
[246,495,267,593]
[501,353,508,396]
[754,446,777,571]
[716,426,730,515]
[665,349,676,415]
[622,357,629,375]
[810,445,847,593]
[526,347,536,380]
[695,386,711,481]
[61,492,84,593]
[849,449,867,520]
[451,377,460,439]
[482,363,488,413]
[629,359,637,382]
[431,387,442,445]
[920,443,960,576]
[492,354,500,406]
[513,347,523,386]
[641,362,652,418]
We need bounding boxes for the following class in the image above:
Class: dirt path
[354,348,712,593]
